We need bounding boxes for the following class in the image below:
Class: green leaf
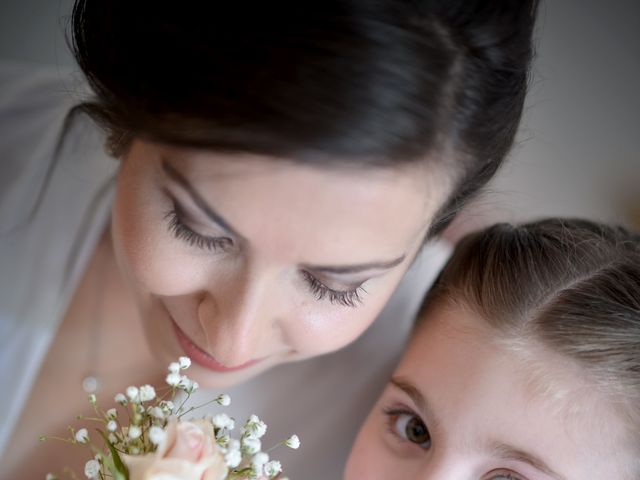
[97,429,129,479]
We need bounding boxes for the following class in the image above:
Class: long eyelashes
[302,270,365,308]
[165,209,367,308]
[165,209,233,252]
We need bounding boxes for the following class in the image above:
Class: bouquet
[42,357,300,480]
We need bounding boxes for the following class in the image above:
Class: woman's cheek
[112,198,209,297]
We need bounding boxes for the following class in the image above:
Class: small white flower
[108,433,118,444]
[216,394,231,406]
[185,380,199,394]
[114,393,127,405]
[264,460,282,478]
[139,384,156,402]
[252,452,269,468]
[216,429,230,448]
[107,420,118,432]
[87,394,97,405]
[224,448,242,468]
[179,356,192,369]
[105,408,118,420]
[160,400,175,412]
[165,372,181,387]
[75,428,89,444]
[45,474,58,480]
[84,459,100,479]
[212,413,235,431]
[243,414,267,439]
[241,436,261,455]
[168,362,180,374]
[285,434,300,449]
[126,386,139,402]
[149,406,165,419]
[129,446,140,455]
[149,426,167,446]
[128,426,142,440]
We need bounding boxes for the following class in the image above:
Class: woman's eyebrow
[305,255,406,275]
[489,443,567,480]
[162,160,241,238]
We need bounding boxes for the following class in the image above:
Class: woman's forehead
[137,141,452,263]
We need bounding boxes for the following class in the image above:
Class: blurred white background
[1,0,639,228]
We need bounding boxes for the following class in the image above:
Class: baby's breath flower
[243,414,267,439]
[168,362,180,374]
[139,384,156,402]
[215,394,231,406]
[127,426,142,440]
[224,448,242,468]
[179,356,191,369]
[114,393,127,405]
[45,474,58,480]
[285,434,300,449]
[149,406,165,419]
[87,394,97,405]
[149,426,167,446]
[105,408,118,420]
[165,372,181,387]
[84,459,100,479]
[129,446,140,455]
[106,420,118,433]
[108,433,118,444]
[75,428,89,444]
[126,386,139,402]
[184,380,199,394]
[241,436,261,455]
[216,431,230,448]
[264,460,282,478]
[212,413,235,431]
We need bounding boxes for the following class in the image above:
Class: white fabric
[0,61,451,478]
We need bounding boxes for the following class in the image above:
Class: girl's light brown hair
[420,218,640,434]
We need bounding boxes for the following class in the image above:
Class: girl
[0,1,538,477]
[346,218,640,479]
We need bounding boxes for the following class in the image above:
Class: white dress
[0,61,450,479]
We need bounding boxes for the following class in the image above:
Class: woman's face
[344,304,632,480]
[111,140,449,387]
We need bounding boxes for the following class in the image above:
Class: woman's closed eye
[165,208,234,253]
[301,270,366,308]
[383,407,432,449]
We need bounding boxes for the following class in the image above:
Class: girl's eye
[301,270,365,308]
[165,209,233,252]
[384,408,432,449]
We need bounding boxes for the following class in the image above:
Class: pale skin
[3,139,451,477]
[344,302,634,480]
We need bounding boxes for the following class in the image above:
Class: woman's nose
[198,270,280,367]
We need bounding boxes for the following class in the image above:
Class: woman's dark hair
[419,218,640,442]
[70,0,538,236]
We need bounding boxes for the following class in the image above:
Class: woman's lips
[172,320,260,373]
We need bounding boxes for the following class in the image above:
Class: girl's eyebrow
[390,376,439,429]
[162,160,241,238]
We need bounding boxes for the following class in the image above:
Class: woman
[0,1,538,477]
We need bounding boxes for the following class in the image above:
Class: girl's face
[111,140,449,387]
[344,303,632,480]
